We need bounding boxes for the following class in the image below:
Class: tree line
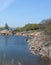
[14,18,51,33]
[0,18,51,34]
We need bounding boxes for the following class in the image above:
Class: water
[0,35,49,65]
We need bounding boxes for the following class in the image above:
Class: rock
[27,31,51,59]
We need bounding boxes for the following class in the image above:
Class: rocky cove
[27,31,51,59]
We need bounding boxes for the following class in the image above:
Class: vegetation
[23,24,39,31]
[0,18,51,34]
[40,18,51,34]
[13,24,39,32]
[4,24,9,29]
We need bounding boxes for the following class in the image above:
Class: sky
[0,0,51,27]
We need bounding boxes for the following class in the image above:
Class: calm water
[0,35,49,65]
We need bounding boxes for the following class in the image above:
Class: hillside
[27,18,51,59]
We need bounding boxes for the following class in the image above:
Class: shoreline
[26,31,51,59]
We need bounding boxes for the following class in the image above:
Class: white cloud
[0,0,15,12]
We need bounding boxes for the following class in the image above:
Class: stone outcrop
[27,31,51,59]
[0,29,12,35]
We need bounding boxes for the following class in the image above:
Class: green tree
[5,24,9,29]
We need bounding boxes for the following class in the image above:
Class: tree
[39,18,51,32]
[5,24,9,29]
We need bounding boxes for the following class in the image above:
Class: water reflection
[4,36,9,46]
[0,59,22,65]
[0,36,50,65]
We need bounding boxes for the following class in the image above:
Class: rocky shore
[27,31,51,59]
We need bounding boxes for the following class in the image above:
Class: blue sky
[0,0,51,27]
